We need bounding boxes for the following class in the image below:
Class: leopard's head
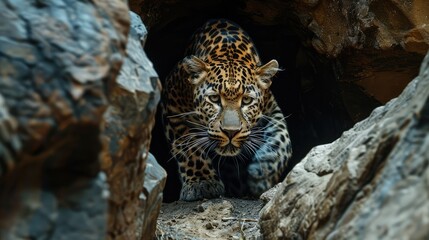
[183,55,279,156]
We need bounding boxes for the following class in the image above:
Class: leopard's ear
[256,60,280,89]
[183,55,209,85]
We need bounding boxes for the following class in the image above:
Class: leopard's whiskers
[167,111,198,119]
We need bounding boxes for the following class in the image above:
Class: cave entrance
[142,1,356,202]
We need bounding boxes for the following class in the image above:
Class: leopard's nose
[220,127,241,139]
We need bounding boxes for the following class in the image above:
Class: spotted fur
[162,19,292,201]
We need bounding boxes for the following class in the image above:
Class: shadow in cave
[145,6,353,202]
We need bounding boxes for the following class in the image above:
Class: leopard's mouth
[215,143,241,156]
[208,130,247,156]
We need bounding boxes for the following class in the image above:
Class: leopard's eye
[242,96,253,105]
[208,94,221,104]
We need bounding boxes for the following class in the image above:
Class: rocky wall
[101,12,165,240]
[0,1,164,239]
[0,0,129,239]
[240,0,429,117]
[260,51,429,239]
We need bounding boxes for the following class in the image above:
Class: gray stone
[139,153,167,238]
[101,11,164,240]
[0,0,129,239]
[260,51,429,240]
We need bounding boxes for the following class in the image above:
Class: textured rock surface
[236,0,429,56]
[101,11,164,240]
[240,0,429,116]
[0,0,129,239]
[294,0,428,56]
[260,52,429,239]
[139,153,167,238]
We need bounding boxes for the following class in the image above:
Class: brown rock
[139,153,167,238]
[260,52,429,239]
[278,0,429,122]
[0,0,129,239]
[101,11,164,240]
[241,0,429,117]
[276,0,428,57]
[0,94,20,174]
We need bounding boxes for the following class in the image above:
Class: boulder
[101,11,165,240]
[0,0,129,239]
[260,51,429,239]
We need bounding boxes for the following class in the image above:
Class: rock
[0,0,129,239]
[139,153,167,238]
[253,0,429,57]
[0,94,20,174]
[259,183,281,203]
[260,52,429,239]
[101,11,164,239]
[240,0,428,116]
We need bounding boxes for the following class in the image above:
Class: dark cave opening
[144,4,354,202]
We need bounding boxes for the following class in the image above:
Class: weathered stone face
[0,0,129,239]
[101,11,165,240]
[239,0,429,118]
[259,51,429,240]
[0,1,166,239]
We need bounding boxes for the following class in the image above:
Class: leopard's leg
[173,146,224,201]
[247,103,292,196]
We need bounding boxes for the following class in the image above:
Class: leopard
[161,19,292,201]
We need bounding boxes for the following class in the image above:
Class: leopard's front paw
[247,168,272,197]
[180,179,225,201]
[247,154,278,196]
